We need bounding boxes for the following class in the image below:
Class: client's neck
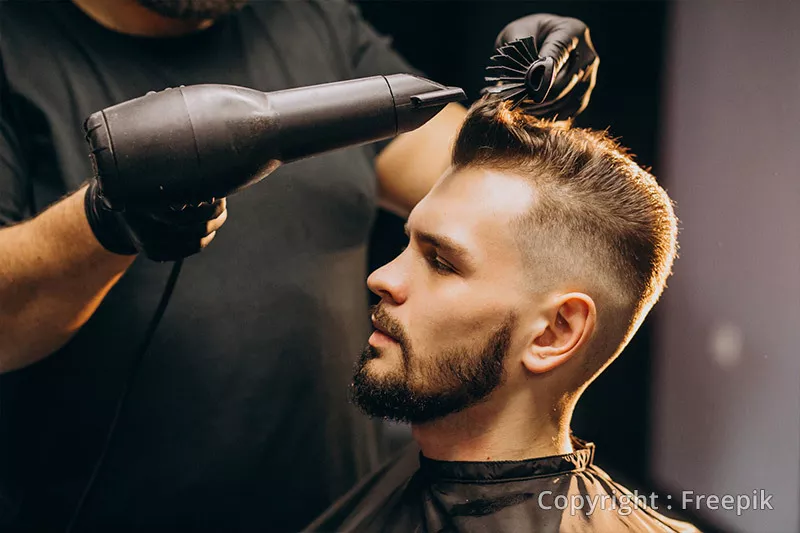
[411,391,574,462]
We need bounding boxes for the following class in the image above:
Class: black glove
[495,14,599,120]
[84,179,227,262]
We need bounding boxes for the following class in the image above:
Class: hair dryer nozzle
[273,75,466,161]
[411,87,467,108]
[383,75,466,134]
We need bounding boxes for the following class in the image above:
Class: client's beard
[350,309,516,424]
[136,0,249,20]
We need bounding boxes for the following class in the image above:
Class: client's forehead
[409,167,535,266]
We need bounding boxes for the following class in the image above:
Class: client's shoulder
[574,462,703,533]
[303,443,420,532]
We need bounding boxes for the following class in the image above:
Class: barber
[0,1,597,531]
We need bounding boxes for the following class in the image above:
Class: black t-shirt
[306,439,702,533]
[0,2,416,531]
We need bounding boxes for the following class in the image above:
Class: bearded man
[309,100,700,532]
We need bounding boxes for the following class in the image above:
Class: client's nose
[367,258,408,305]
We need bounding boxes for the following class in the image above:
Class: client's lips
[371,317,398,341]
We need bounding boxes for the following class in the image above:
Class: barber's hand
[84,179,228,262]
[495,14,599,120]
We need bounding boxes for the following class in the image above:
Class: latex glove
[84,179,227,262]
[495,14,599,119]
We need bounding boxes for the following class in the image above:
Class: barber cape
[306,437,701,532]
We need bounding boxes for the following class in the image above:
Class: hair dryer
[83,74,466,211]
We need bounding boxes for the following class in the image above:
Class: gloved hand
[495,14,599,120]
[84,179,228,262]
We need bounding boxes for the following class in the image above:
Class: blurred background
[358,2,800,532]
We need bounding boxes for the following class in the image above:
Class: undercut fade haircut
[452,99,678,371]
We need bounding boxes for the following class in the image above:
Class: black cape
[307,437,702,532]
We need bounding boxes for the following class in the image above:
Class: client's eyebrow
[404,223,475,268]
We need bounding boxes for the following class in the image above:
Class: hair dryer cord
[65,258,184,533]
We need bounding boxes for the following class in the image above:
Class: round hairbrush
[482,37,556,109]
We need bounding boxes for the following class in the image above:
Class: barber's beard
[350,312,516,424]
[135,0,249,20]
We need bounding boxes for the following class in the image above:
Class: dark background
[357,2,724,531]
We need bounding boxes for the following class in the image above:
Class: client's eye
[427,253,454,274]
[399,241,454,275]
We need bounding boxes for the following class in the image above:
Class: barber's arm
[375,102,467,218]
[0,188,135,372]
[0,182,227,373]
[374,13,599,218]
[0,84,227,372]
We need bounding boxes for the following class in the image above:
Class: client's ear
[523,293,596,374]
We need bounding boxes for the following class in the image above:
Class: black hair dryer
[83,74,466,210]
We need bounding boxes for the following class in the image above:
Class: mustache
[370,304,409,345]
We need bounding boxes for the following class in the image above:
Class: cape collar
[418,436,595,482]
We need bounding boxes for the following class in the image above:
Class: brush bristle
[483,37,553,109]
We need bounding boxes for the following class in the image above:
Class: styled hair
[452,99,678,368]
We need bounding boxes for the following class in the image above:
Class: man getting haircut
[307,99,700,532]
